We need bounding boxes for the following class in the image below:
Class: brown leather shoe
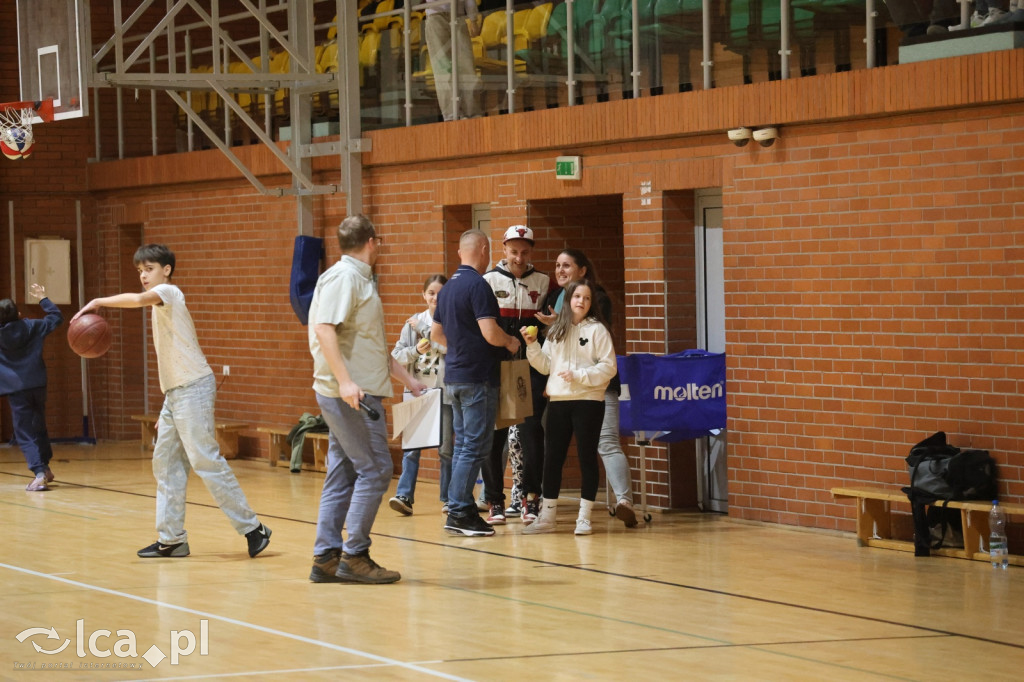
[310,549,343,583]
[334,551,400,584]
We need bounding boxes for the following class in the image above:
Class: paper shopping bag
[496,358,533,429]
[393,388,443,450]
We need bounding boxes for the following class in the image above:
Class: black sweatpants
[543,399,604,502]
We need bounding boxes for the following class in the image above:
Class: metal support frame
[92,0,343,200]
[448,0,461,121]
[403,2,413,127]
[339,0,364,216]
[566,0,576,106]
[288,0,315,233]
[780,0,792,80]
[701,0,712,90]
[505,0,515,114]
[632,0,641,96]
[866,0,877,69]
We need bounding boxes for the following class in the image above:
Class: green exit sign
[555,155,581,180]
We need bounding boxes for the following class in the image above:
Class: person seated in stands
[968,1,1010,27]
[884,0,960,42]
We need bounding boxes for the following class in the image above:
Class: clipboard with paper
[392,388,443,450]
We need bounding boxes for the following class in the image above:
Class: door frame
[694,188,727,512]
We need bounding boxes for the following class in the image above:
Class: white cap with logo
[502,225,534,244]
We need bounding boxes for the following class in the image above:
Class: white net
[0,106,35,150]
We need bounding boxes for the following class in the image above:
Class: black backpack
[902,431,999,555]
[905,431,998,501]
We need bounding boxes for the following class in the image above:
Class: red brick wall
[724,112,1024,527]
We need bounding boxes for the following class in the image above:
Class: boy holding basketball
[74,244,271,559]
[1,283,63,491]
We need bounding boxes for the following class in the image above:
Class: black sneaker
[389,495,413,516]
[138,540,190,558]
[309,548,343,583]
[444,513,495,537]
[504,499,522,517]
[245,523,272,557]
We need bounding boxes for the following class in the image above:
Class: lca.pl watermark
[13,619,209,670]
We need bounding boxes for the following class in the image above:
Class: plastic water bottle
[989,500,1009,570]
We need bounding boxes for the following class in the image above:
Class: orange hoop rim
[0,98,55,123]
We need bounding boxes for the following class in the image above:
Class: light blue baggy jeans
[153,373,259,544]
[598,389,635,504]
[313,392,392,556]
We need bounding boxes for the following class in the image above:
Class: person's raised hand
[535,307,556,326]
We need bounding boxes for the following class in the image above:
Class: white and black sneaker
[389,495,413,516]
[138,540,190,558]
[444,513,495,537]
[246,523,272,557]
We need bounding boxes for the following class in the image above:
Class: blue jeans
[395,402,453,504]
[445,382,498,517]
[313,392,392,556]
[153,373,259,544]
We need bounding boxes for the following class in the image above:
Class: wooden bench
[130,414,249,460]
[257,426,329,473]
[831,486,1024,566]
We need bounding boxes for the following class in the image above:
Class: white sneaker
[522,516,556,534]
[574,518,592,535]
[983,7,1008,24]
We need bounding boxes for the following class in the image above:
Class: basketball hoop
[0,99,54,160]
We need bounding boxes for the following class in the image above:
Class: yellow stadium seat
[474,10,527,74]
[269,49,290,118]
[196,65,220,121]
[511,3,552,53]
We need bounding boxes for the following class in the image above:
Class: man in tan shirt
[308,215,426,584]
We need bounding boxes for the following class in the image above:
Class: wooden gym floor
[2,442,1022,681]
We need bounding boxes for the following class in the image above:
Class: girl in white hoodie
[520,279,617,535]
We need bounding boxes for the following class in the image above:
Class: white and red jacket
[483,260,555,346]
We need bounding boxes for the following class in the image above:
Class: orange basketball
[68,314,112,359]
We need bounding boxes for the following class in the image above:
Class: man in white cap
[481,225,555,525]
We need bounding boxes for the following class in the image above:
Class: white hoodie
[526,317,616,402]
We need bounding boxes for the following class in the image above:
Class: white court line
[1,562,470,681]
[128,662,436,681]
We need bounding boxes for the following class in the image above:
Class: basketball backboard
[15,0,90,120]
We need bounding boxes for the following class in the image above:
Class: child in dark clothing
[0,284,63,491]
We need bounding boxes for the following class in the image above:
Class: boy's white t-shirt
[150,283,212,393]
